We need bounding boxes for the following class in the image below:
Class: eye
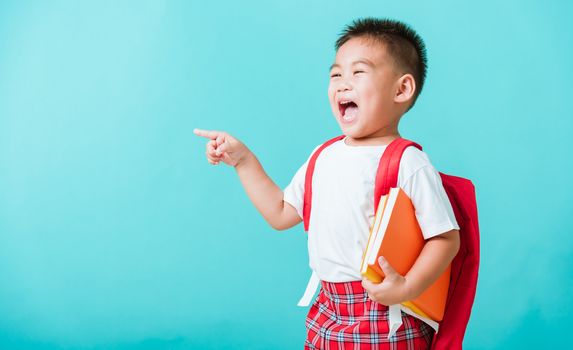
[330,73,341,78]
[354,70,365,75]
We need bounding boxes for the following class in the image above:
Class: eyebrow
[329,59,375,71]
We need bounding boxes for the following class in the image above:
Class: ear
[394,73,416,104]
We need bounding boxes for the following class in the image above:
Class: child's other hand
[193,128,250,167]
[362,256,411,306]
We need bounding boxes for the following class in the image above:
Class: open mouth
[338,100,359,121]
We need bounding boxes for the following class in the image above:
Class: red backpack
[302,135,480,350]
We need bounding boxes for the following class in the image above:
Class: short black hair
[335,18,428,110]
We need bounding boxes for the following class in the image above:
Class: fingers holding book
[362,256,410,306]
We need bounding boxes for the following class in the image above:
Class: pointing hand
[193,129,250,167]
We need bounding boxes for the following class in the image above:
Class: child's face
[328,37,403,143]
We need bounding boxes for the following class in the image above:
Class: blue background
[1,0,572,349]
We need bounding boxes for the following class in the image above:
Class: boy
[195,18,460,349]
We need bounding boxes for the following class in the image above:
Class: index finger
[193,128,220,140]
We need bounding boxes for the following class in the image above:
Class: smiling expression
[328,37,405,144]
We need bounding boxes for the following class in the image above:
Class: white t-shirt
[283,136,460,283]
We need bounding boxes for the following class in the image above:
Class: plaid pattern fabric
[305,280,434,350]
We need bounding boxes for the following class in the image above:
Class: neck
[345,126,401,146]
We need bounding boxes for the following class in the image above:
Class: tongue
[344,105,358,120]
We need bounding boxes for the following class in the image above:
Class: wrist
[402,277,418,302]
[234,150,255,170]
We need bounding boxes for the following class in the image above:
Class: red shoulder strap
[374,138,422,212]
[302,135,345,231]
[302,135,421,231]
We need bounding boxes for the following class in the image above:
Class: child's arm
[362,229,460,306]
[194,128,301,231]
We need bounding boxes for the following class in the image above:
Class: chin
[336,119,358,132]
[338,128,364,140]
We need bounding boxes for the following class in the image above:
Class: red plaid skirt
[305,280,434,350]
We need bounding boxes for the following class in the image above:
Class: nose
[337,79,352,93]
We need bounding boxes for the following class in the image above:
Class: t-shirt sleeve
[283,145,320,219]
[401,165,460,240]
[283,161,308,219]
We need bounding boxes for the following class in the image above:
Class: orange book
[360,187,451,322]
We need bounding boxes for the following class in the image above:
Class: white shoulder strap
[387,305,403,339]
[387,304,440,339]
[399,304,440,333]
[297,270,320,307]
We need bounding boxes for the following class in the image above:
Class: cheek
[327,86,337,108]
[327,84,335,101]
[361,85,386,110]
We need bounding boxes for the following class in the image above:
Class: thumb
[215,133,228,147]
[378,256,398,279]
[216,140,229,156]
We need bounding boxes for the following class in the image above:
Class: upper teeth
[340,100,353,105]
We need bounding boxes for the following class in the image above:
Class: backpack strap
[302,135,345,232]
[303,135,422,231]
[373,138,422,211]
[372,138,425,339]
